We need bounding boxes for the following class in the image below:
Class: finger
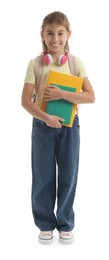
[48,85,57,89]
[44,89,51,94]
[43,94,51,100]
[55,121,62,128]
[45,99,51,101]
[58,123,62,128]
[56,117,65,122]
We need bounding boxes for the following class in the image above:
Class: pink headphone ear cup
[58,54,68,65]
[58,55,68,65]
[44,54,52,65]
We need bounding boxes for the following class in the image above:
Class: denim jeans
[31,115,80,231]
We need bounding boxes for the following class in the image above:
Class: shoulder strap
[34,54,43,86]
[68,54,78,76]
[31,55,43,103]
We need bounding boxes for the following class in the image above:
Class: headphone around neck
[43,52,68,65]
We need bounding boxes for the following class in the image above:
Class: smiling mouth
[51,43,60,47]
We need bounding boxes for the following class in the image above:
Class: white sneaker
[39,231,53,244]
[59,231,74,244]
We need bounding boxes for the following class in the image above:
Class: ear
[67,31,71,40]
[41,31,44,41]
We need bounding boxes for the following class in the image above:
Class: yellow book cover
[40,70,83,127]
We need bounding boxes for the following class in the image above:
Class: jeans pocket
[32,118,45,129]
[73,115,80,128]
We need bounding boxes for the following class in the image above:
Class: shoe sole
[59,237,73,244]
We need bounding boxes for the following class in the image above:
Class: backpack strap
[34,55,44,86]
[68,54,79,116]
[31,55,43,103]
[68,54,79,76]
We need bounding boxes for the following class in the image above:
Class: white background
[0,0,109,259]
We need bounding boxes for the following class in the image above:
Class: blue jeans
[31,115,80,231]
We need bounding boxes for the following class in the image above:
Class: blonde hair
[41,11,71,52]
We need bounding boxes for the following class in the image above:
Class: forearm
[21,98,65,128]
[61,90,95,104]
[44,78,95,104]
[21,98,49,123]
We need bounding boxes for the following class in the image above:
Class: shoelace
[60,232,73,238]
[41,231,52,236]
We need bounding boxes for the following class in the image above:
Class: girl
[21,11,95,244]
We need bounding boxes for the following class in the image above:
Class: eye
[58,32,64,36]
[47,32,53,36]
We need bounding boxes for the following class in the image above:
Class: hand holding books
[44,85,62,101]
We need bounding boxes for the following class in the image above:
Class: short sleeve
[24,59,35,84]
[76,57,88,77]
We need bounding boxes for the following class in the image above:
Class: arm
[61,77,95,104]
[21,83,65,128]
[44,77,95,104]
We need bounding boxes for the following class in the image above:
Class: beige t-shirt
[24,56,87,108]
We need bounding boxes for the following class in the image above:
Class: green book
[46,84,76,125]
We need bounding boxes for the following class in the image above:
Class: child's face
[41,23,70,55]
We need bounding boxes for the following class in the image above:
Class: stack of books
[41,70,83,127]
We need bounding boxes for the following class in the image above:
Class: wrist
[61,90,65,99]
[42,113,51,124]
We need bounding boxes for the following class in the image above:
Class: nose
[52,33,59,42]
